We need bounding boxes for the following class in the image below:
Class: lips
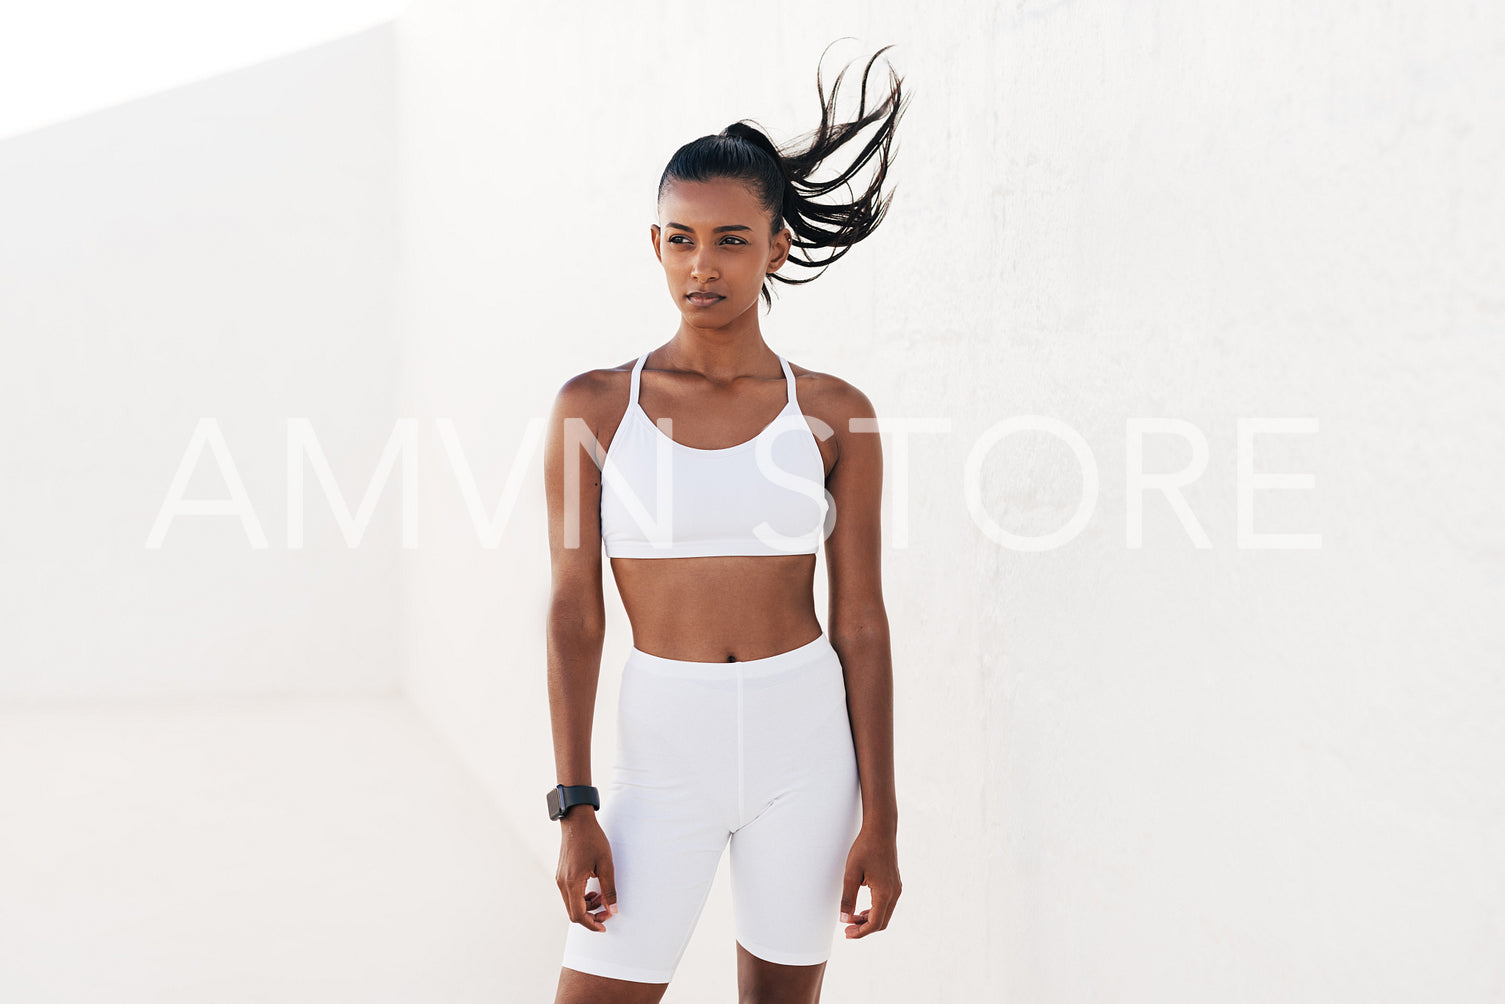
[686,292,724,305]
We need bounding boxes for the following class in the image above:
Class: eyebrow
[666,222,753,233]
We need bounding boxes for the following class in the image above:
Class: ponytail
[657,41,910,310]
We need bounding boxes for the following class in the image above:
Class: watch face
[547,787,563,820]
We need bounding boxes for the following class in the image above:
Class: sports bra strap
[628,351,648,407]
[779,355,797,408]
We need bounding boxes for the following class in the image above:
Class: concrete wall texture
[396,2,1503,999]
[0,26,404,698]
[2,0,1499,999]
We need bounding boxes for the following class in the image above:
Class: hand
[555,810,618,931]
[839,825,901,939]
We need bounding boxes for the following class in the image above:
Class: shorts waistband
[626,632,834,680]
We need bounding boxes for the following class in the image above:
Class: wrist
[547,782,600,821]
[862,807,898,835]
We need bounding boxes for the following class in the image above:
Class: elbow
[828,608,890,650]
[548,594,606,648]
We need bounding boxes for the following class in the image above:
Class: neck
[657,334,778,385]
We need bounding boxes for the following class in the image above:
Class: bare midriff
[609,553,822,663]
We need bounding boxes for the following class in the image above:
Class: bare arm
[823,381,897,836]
[543,371,622,931]
[543,373,607,798]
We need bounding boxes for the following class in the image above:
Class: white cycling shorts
[560,631,862,984]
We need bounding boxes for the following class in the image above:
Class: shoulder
[786,361,880,473]
[788,361,878,427]
[549,358,640,425]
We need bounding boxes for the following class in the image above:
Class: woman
[543,44,907,1004]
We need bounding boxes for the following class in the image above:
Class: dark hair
[657,41,910,311]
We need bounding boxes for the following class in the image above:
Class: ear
[767,225,792,273]
[650,223,663,263]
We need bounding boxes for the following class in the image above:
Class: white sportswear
[598,350,831,558]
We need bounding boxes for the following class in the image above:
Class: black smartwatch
[547,783,600,821]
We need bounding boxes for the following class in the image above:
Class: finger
[851,900,893,938]
[583,889,611,925]
[578,896,607,931]
[846,881,902,937]
[566,878,607,932]
[871,884,900,931]
[598,857,619,918]
[838,868,862,924]
[576,895,607,932]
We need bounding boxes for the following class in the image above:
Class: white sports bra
[599,350,830,558]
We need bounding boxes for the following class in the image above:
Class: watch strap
[549,783,600,820]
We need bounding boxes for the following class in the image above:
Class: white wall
[396,1,1505,1000]
[5,0,1497,999]
[0,25,404,699]
[0,0,408,140]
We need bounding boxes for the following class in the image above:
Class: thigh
[561,774,732,983]
[736,942,828,1004]
[554,965,669,1004]
[560,660,738,985]
[729,764,861,967]
[729,654,862,966]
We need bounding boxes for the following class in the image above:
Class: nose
[691,247,718,282]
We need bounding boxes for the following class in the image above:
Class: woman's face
[651,178,792,325]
